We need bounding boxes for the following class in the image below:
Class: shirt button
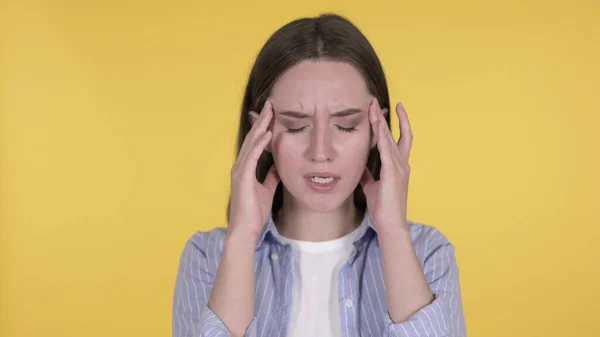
[344,299,354,308]
[270,253,279,261]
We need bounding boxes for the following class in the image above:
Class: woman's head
[228,13,391,220]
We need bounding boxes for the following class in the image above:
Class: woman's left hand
[360,98,413,233]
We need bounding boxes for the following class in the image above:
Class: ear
[369,107,389,149]
[369,129,377,150]
[249,111,259,126]
[381,107,389,119]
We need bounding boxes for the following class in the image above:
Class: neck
[275,189,363,241]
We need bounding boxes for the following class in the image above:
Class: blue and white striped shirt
[173,212,467,337]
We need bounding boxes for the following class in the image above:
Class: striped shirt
[173,212,467,337]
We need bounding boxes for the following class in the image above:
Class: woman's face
[266,59,377,213]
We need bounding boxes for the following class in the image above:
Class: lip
[304,172,340,192]
[304,172,340,179]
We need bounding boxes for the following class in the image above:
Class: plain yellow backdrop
[1,0,599,336]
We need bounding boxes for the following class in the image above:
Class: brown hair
[226,13,391,222]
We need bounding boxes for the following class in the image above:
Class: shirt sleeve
[383,226,467,337]
[172,232,258,337]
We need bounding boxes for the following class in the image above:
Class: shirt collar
[255,213,281,249]
[254,209,379,250]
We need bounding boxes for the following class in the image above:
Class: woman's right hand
[228,101,280,241]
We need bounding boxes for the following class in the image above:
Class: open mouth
[305,173,339,191]
[309,176,335,184]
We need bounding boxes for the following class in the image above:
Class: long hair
[226,13,391,222]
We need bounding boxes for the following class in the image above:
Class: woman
[173,13,466,337]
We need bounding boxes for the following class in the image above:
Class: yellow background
[1,0,598,336]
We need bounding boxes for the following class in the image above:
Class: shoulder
[188,226,228,249]
[408,221,452,246]
[174,227,229,284]
[407,220,456,261]
[178,226,229,263]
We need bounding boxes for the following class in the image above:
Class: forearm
[378,224,434,323]
[208,229,257,337]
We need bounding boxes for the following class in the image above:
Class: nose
[306,123,335,163]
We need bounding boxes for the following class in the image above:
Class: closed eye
[286,126,308,134]
[336,125,357,133]
[286,125,357,134]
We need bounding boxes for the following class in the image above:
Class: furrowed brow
[330,108,363,117]
[278,111,311,119]
[278,108,363,118]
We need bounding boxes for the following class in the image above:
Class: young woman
[173,13,466,337]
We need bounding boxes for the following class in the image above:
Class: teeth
[310,176,334,184]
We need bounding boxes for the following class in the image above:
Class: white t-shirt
[283,225,363,337]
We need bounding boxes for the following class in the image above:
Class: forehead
[270,60,370,108]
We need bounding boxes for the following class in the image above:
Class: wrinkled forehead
[269,60,371,113]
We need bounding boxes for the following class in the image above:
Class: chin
[297,189,354,213]
[303,199,342,213]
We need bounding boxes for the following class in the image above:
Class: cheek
[335,133,371,172]
[335,131,371,154]
[271,133,305,166]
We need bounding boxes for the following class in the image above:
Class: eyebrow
[278,108,363,118]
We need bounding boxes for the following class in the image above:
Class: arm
[207,230,258,337]
[173,100,278,337]
[379,224,466,337]
[362,100,466,336]
[172,231,258,337]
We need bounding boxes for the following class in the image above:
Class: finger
[368,98,380,141]
[253,101,273,136]
[359,166,375,187]
[377,115,398,169]
[262,165,280,194]
[243,130,272,179]
[371,99,393,168]
[396,102,413,160]
[377,103,406,168]
[247,101,273,146]
[371,99,403,170]
[380,112,405,168]
[239,102,273,162]
[378,105,399,153]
